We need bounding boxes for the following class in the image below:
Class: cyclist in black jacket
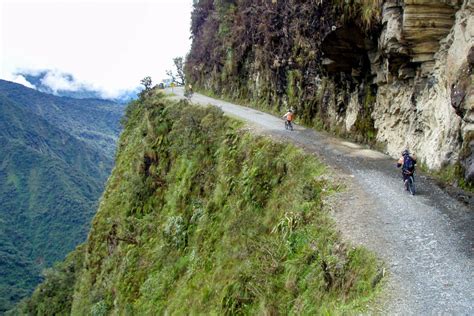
[397,149,417,187]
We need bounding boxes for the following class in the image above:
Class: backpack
[402,155,415,173]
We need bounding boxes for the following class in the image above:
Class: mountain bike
[284,120,293,131]
[404,174,415,195]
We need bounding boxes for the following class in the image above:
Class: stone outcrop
[371,0,473,175]
[323,0,473,178]
[187,0,474,184]
[403,0,461,71]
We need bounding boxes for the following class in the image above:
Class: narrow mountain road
[170,88,473,314]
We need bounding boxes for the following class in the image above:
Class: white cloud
[0,0,192,97]
[3,73,37,89]
[40,71,83,93]
[17,68,142,99]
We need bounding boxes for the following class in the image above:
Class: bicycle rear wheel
[408,176,415,195]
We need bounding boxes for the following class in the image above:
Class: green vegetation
[419,162,474,193]
[9,246,86,316]
[140,76,153,93]
[334,0,383,31]
[166,57,186,86]
[19,92,380,314]
[0,80,122,313]
[414,132,473,192]
[352,83,377,144]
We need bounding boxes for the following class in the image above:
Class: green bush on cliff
[9,245,85,316]
[20,92,380,315]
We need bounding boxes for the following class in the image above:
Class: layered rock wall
[373,0,473,175]
[318,0,472,174]
[186,0,474,183]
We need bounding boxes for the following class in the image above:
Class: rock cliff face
[371,0,473,176]
[186,0,473,184]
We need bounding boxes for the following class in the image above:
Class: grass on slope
[19,91,381,315]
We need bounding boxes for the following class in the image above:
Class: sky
[0,0,193,98]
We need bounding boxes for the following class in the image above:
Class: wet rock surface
[172,87,474,314]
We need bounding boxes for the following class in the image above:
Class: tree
[139,76,153,100]
[165,70,176,84]
[173,57,185,85]
[166,57,185,85]
[140,76,152,91]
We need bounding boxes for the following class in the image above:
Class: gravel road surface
[170,88,473,315]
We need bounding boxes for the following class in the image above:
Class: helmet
[402,149,410,156]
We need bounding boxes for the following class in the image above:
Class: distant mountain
[0,80,124,156]
[0,80,124,313]
[16,71,140,103]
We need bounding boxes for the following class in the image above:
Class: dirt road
[171,87,473,314]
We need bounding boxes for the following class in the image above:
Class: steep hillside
[16,92,381,315]
[185,0,473,188]
[0,83,123,312]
